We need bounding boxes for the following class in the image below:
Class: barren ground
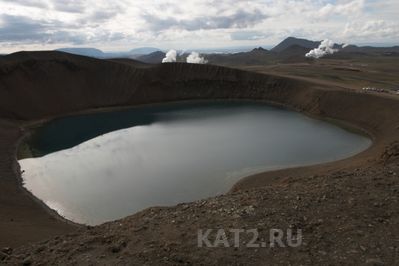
[0,52,399,265]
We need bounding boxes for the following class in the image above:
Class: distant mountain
[137,51,166,64]
[56,48,106,58]
[274,44,315,62]
[271,37,320,53]
[278,44,311,55]
[251,47,269,53]
[55,37,399,66]
[196,46,270,54]
[206,47,272,66]
[340,45,399,53]
[129,47,161,55]
[56,47,163,59]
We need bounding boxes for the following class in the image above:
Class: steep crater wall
[0,51,399,247]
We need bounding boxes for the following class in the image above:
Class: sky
[0,0,398,53]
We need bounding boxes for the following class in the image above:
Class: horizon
[2,37,399,56]
[0,0,398,54]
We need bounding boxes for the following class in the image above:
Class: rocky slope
[0,51,399,265]
[3,155,399,265]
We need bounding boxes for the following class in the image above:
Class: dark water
[19,102,371,225]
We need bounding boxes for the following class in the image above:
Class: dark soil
[1,51,399,265]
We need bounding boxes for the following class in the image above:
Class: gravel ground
[2,152,398,265]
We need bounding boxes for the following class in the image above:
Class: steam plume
[162,49,177,63]
[305,39,338,59]
[186,52,208,64]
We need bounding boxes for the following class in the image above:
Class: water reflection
[20,102,371,225]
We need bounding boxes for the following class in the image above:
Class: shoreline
[13,130,86,228]
[6,85,396,236]
[15,99,374,226]
[0,52,398,251]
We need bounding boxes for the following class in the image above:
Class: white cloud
[317,0,364,18]
[0,0,397,53]
[230,31,267,40]
[343,20,399,40]
[1,0,49,8]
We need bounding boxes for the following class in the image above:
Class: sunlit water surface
[19,102,371,225]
